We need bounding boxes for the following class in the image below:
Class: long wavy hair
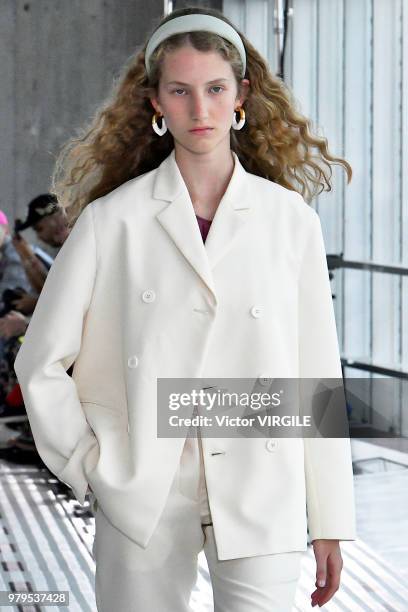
[51,5,352,227]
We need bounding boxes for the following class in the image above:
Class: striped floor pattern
[0,458,407,611]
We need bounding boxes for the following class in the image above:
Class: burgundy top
[196,214,212,243]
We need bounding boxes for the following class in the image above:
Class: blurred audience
[0,210,32,309]
[0,194,70,456]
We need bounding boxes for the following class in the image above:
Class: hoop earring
[232,106,246,130]
[152,112,167,136]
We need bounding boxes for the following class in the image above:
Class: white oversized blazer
[14,148,356,560]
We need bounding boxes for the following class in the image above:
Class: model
[14,6,357,611]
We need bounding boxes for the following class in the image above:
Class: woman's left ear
[237,79,250,106]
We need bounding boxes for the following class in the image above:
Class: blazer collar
[153,148,251,303]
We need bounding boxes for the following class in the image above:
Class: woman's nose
[190,94,209,117]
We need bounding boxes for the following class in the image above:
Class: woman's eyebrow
[166,78,230,85]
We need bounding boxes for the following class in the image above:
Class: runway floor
[0,438,407,612]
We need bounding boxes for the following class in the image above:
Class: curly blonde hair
[51,5,352,227]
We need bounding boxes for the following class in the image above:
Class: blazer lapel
[154,148,251,302]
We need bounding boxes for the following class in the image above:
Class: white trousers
[91,435,303,611]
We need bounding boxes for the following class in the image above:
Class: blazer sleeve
[298,205,357,543]
[13,203,99,506]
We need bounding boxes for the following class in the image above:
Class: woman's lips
[189,128,213,135]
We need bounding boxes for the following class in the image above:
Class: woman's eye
[171,86,224,95]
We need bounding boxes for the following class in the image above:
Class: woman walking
[14,6,356,611]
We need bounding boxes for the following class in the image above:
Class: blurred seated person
[0,210,33,375]
[13,193,69,298]
[0,210,32,312]
[0,194,70,343]
[0,195,70,404]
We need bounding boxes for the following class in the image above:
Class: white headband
[145,14,246,79]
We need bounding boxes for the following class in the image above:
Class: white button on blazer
[250,305,262,318]
[127,355,139,368]
[14,148,357,561]
[265,439,278,452]
[141,289,156,303]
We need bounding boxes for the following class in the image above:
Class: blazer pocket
[80,401,130,481]
[80,401,128,438]
[57,426,99,504]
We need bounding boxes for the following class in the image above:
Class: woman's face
[150,45,249,153]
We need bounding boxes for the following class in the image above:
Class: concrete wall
[0,0,221,231]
